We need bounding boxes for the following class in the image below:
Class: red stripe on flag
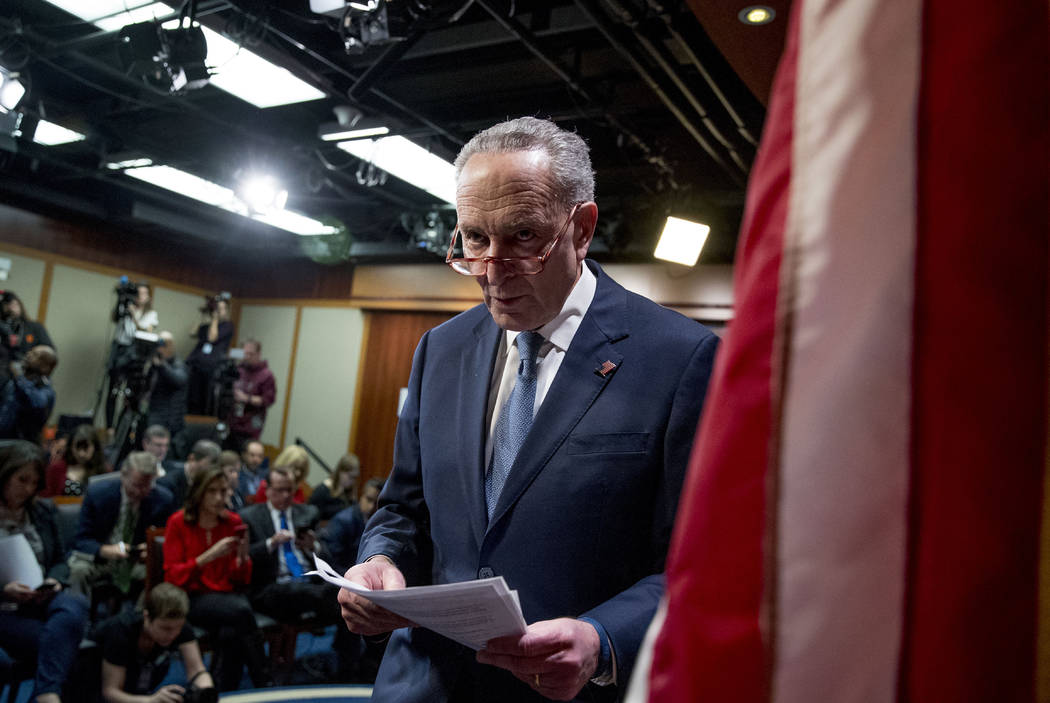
[646,4,803,701]
[902,0,1049,701]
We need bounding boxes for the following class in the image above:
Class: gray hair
[189,439,221,463]
[453,117,595,205]
[122,450,159,477]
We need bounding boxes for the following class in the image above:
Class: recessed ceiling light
[33,121,87,146]
[337,136,456,203]
[653,216,710,267]
[739,5,776,25]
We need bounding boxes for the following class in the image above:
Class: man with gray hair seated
[158,439,220,509]
[68,451,175,606]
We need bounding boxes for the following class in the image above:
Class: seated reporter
[43,423,110,498]
[308,453,359,521]
[95,583,215,703]
[0,441,89,703]
[251,445,310,505]
[163,467,269,690]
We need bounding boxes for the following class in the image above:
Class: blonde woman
[308,453,360,520]
[252,445,310,504]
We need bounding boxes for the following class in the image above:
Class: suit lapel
[462,316,502,547]
[486,262,629,530]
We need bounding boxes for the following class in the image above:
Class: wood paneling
[352,310,455,485]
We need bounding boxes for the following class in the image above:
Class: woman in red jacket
[163,466,271,690]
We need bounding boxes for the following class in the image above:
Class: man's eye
[463,232,488,248]
[513,230,535,242]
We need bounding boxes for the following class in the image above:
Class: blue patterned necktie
[486,331,544,519]
[279,511,304,579]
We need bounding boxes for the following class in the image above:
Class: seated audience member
[43,423,109,498]
[163,468,269,690]
[0,290,55,356]
[0,345,57,442]
[308,453,359,521]
[252,445,310,505]
[236,440,268,502]
[0,441,89,703]
[145,332,188,441]
[239,466,339,624]
[95,583,215,703]
[320,477,383,574]
[217,451,245,511]
[67,452,174,602]
[140,425,179,476]
[158,439,219,509]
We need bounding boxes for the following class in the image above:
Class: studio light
[653,216,711,267]
[337,135,455,203]
[0,68,26,113]
[234,172,289,215]
[118,20,209,93]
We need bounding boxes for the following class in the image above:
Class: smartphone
[34,582,56,592]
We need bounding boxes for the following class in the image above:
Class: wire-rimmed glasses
[445,202,582,276]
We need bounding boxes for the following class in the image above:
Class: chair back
[143,526,166,598]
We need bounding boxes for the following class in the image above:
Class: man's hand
[233,388,250,404]
[269,530,294,549]
[99,542,130,561]
[337,557,415,636]
[476,618,601,701]
[294,529,317,555]
[148,683,185,703]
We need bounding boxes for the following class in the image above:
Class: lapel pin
[595,360,617,377]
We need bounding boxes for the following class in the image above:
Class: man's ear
[573,201,599,261]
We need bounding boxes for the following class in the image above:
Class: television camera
[200,291,231,315]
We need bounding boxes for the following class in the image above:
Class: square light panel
[653,216,711,267]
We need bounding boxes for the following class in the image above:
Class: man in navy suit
[338,117,719,702]
[68,451,174,600]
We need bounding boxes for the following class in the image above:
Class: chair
[143,526,166,598]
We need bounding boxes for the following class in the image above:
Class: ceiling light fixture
[738,5,776,25]
[234,172,289,214]
[33,121,87,146]
[41,0,326,108]
[0,68,26,113]
[123,165,336,235]
[336,136,455,203]
[653,216,711,267]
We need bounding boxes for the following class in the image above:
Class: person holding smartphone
[162,467,271,690]
[0,441,89,703]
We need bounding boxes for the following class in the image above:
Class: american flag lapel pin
[595,360,617,378]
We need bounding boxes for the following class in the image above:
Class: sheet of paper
[0,533,43,588]
[309,554,527,650]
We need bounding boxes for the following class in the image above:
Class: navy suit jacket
[73,479,174,558]
[358,261,719,702]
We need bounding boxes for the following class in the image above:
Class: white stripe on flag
[624,597,667,702]
[774,0,921,702]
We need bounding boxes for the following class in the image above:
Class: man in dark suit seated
[67,451,175,604]
[158,439,219,510]
[338,117,719,702]
[238,466,341,625]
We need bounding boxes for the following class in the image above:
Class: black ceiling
[0,0,767,266]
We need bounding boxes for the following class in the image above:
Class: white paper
[0,534,43,588]
[309,554,527,650]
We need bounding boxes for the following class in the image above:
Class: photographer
[185,293,233,416]
[0,345,57,442]
[0,290,54,356]
[106,280,159,428]
[224,339,275,452]
[145,332,188,440]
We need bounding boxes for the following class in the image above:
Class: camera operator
[0,344,57,442]
[224,339,275,451]
[0,290,54,356]
[146,331,188,441]
[106,280,159,428]
[185,293,234,416]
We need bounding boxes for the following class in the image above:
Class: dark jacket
[227,361,276,440]
[0,375,55,442]
[27,497,67,578]
[146,357,188,435]
[73,479,175,558]
[238,501,321,594]
[319,504,366,574]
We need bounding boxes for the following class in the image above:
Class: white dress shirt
[484,263,597,465]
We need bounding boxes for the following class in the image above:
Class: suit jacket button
[478,567,494,578]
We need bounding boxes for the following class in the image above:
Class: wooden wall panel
[353,310,455,485]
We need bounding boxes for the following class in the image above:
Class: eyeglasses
[445,202,582,276]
